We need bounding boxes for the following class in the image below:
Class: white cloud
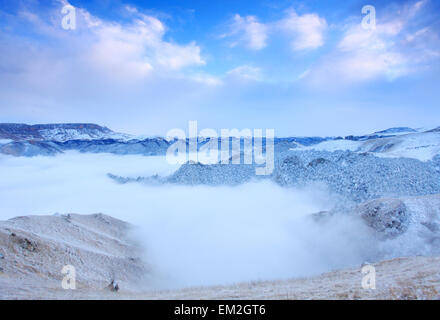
[278,9,327,51]
[410,0,428,16]
[189,73,223,86]
[83,12,205,79]
[125,5,138,14]
[406,27,429,42]
[226,65,262,81]
[304,0,439,86]
[222,9,327,52]
[17,3,205,81]
[334,24,409,81]
[297,69,310,80]
[188,65,263,86]
[224,14,268,50]
[184,65,263,87]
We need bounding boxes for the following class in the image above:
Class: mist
[0,152,385,289]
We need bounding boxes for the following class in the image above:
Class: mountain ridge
[0,123,117,141]
[0,123,439,159]
[0,123,435,141]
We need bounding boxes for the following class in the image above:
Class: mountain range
[0,123,439,159]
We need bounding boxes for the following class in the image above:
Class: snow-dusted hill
[0,213,149,298]
[111,147,440,203]
[300,130,440,162]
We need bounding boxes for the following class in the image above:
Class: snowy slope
[374,127,418,135]
[299,139,361,152]
[362,132,440,161]
[0,139,12,145]
[299,131,440,161]
[0,213,149,297]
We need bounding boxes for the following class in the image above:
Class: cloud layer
[0,152,388,288]
[1,152,437,288]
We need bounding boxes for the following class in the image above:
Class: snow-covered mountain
[0,123,162,156]
[0,123,439,161]
[0,123,131,142]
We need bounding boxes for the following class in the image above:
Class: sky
[0,0,439,136]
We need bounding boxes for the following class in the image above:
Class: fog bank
[0,152,383,288]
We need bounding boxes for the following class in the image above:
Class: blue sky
[0,0,439,136]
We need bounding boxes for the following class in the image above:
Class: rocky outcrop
[356,199,409,238]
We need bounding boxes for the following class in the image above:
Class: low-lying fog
[0,152,380,288]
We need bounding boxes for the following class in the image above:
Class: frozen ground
[4,256,440,299]
[132,255,440,300]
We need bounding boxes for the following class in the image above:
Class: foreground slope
[1,204,440,299]
[2,254,440,299]
[0,213,149,299]
[132,255,440,300]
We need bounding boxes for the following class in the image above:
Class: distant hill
[0,123,117,142]
[0,123,439,159]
